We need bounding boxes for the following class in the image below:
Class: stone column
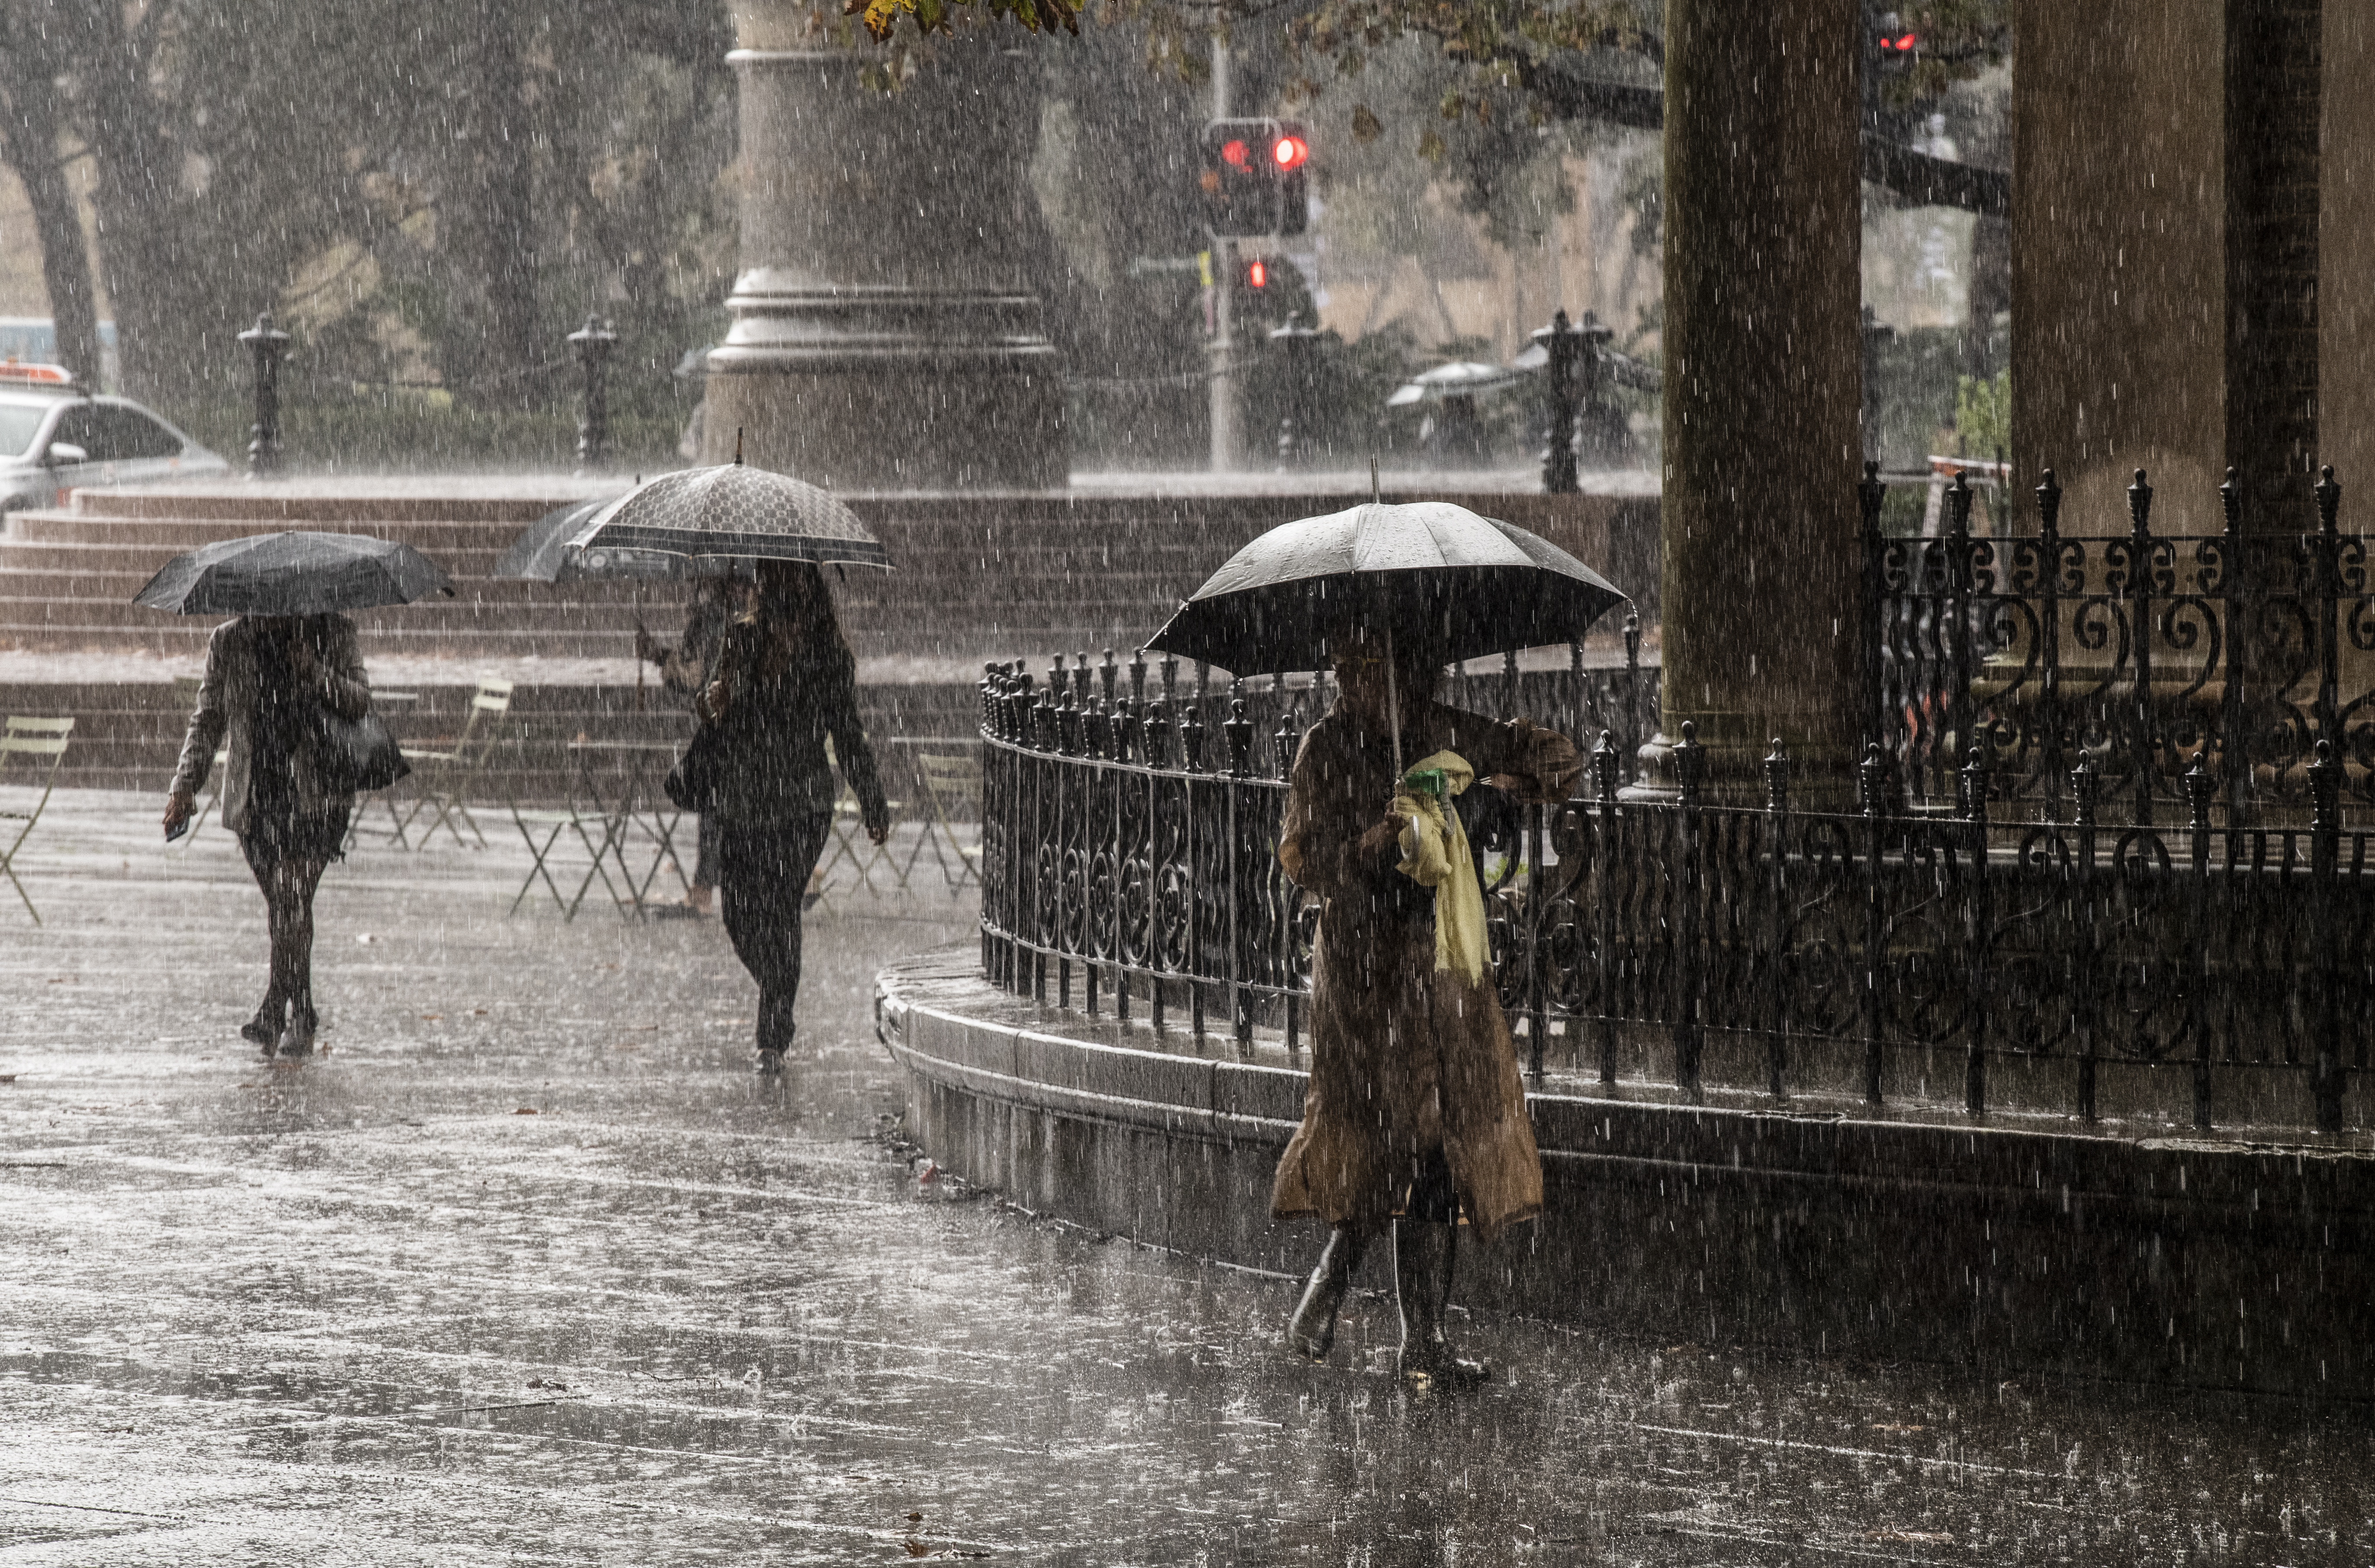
[2011,0,2330,538]
[706,7,1066,489]
[1642,0,1864,799]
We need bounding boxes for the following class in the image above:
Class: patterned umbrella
[133,531,453,615]
[565,460,891,570]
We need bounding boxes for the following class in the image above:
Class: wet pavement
[1,792,2367,1565]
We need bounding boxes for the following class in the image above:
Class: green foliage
[1955,368,2010,457]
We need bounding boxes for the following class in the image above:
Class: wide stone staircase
[0,474,1658,802]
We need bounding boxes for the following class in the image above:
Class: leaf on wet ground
[904,1542,930,1558]
[1870,1423,1925,1433]
[421,1014,443,1021]
[515,1108,539,1115]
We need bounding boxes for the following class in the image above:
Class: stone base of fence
[878,944,2375,1398]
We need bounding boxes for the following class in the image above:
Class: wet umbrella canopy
[1145,500,1627,678]
[493,496,687,584]
[1383,361,1530,409]
[567,462,892,570]
[132,530,454,615]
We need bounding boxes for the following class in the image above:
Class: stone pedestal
[1639,0,1864,802]
[706,10,1066,489]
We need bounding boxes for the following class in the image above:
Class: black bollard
[236,312,291,478]
[568,315,618,471]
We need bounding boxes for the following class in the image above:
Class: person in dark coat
[637,574,750,915]
[163,613,374,1058]
[693,560,889,1071]
[1272,623,1579,1386]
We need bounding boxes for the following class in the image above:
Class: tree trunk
[465,0,537,401]
[72,0,189,400]
[0,44,102,386]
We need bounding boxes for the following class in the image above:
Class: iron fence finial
[1591,728,1621,804]
[2316,464,2342,535]
[1763,737,1790,813]
[2219,467,2242,535]
[1858,741,1888,816]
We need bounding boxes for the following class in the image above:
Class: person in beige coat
[1272,624,1580,1386]
[163,614,372,1058]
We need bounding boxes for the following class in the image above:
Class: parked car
[0,363,232,516]
[0,317,121,391]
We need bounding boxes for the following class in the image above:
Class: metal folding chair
[899,750,983,892]
[507,798,624,919]
[0,716,73,924]
[397,679,514,850]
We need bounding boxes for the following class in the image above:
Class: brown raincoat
[1270,699,1581,1241]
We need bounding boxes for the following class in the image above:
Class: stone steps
[0,478,1661,666]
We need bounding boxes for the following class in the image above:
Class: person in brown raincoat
[1273,622,1580,1385]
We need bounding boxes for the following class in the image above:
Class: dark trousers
[692,812,721,891]
[716,812,832,1056]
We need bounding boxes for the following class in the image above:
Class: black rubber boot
[1284,1223,1369,1361]
[242,997,285,1053]
[276,1004,317,1059]
[1394,1220,1488,1389]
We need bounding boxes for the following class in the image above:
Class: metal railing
[1867,463,2375,826]
[975,457,2375,1129]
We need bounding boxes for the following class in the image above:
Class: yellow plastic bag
[1394,749,1487,985]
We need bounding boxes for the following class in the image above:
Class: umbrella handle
[1387,621,1404,783]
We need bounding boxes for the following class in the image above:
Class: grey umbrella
[133,531,453,616]
[565,460,891,570]
[1144,499,1627,776]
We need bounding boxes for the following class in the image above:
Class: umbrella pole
[1386,621,1404,782]
[634,583,646,712]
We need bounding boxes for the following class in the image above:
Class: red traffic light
[1271,135,1309,172]
[1221,138,1252,171]
[1246,259,1268,289]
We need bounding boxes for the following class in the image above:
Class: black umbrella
[1144,499,1627,776]
[565,460,891,570]
[133,531,454,615]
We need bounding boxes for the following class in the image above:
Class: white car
[0,364,232,516]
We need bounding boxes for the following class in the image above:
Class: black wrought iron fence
[976,475,2375,1129]
[1867,463,2375,825]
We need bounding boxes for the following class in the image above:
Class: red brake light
[1221,138,1251,171]
[1247,260,1268,289]
[1271,135,1309,172]
[1897,32,1916,49]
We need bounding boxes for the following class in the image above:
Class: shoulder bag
[313,705,410,794]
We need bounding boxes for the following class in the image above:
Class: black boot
[277,1001,317,1059]
[242,996,286,1053]
[1285,1223,1368,1361]
[1394,1220,1488,1389]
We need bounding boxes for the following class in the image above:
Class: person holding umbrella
[1146,493,1620,1388]
[565,445,897,1072]
[146,532,450,1059]
[692,560,889,1072]
[636,574,751,917]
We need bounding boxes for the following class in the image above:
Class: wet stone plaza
[0,794,2368,1565]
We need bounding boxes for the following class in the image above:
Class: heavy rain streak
[2,0,2371,1561]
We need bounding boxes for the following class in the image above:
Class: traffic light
[1873,11,1918,73]
[1198,119,1310,238]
